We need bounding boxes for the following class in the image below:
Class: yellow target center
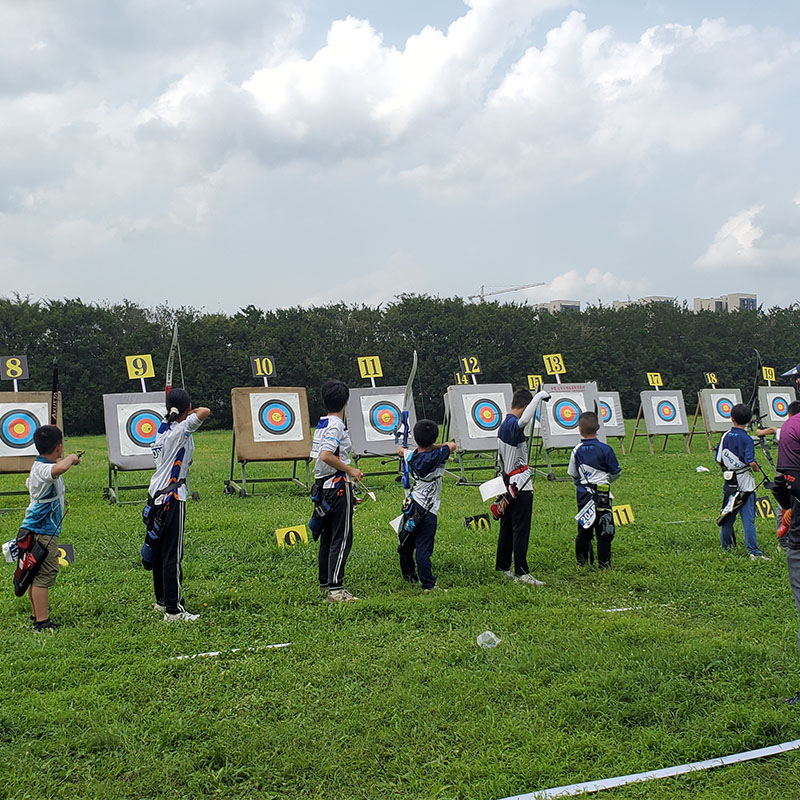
[12,423,26,434]
[141,422,153,434]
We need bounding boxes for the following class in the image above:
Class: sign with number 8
[0,356,29,382]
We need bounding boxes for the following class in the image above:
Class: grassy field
[1,427,799,800]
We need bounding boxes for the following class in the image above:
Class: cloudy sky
[2,0,799,312]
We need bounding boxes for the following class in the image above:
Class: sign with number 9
[125,354,155,380]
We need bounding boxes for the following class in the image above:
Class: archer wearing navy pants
[398,511,437,589]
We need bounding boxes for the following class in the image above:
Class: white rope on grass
[499,739,800,800]
[170,642,291,661]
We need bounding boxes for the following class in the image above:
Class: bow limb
[165,321,179,399]
[50,358,59,426]
[396,350,418,491]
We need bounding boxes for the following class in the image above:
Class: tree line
[0,294,795,436]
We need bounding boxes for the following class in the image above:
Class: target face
[249,392,304,442]
[462,392,508,440]
[772,396,789,418]
[0,409,40,450]
[596,392,624,436]
[599,401,612,423]
[357,393,406,443]
[0,403,48,457]
[257,400,295,434]
[715,397,734,420]
[116,403,165,457]
[552,398,581,430]
[647,393,685,429]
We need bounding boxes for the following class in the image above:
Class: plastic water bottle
[477,630,501,648]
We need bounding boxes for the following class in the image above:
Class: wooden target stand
[0,382,63,511]
[224,360,312,497]
[628,374,690,454]
[442,357,509,485]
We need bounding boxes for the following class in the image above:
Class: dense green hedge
[0,295,795,434]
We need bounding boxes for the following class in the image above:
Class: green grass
[1,427,799,800]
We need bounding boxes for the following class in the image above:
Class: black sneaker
[783,691,800,706]
[33,618,59,633]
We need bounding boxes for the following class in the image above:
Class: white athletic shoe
[502,570,519,581]
[164,610,200,622]
[518,573,546,586]
[325,588,358,603]
[153,602,166,613]
[750,554,771,562]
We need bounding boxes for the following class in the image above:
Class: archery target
[698,388,743,433]
[597,392,625,437]
[358,393,405,443]
[0,403,46,457]
[758,387,794,427]
[552,398,581,430]
[249,392,304,442]
[640,390,689,435]
[117,404,164,457]
[463,393,506,440]
[540,383,603,447]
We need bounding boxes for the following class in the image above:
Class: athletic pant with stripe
[152,500,186,614]
[495,491,532,576]
[317,484,353,590]
[398,511,437,589]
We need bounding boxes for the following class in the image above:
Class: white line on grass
[500,739,800,799]
[170,643,291,661]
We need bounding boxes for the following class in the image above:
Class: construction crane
[468,283,545,302]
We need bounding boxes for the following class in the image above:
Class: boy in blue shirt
[567,411,622,568]
[396,420,456,591]
[716,403,768,560]
[21,425,81,632]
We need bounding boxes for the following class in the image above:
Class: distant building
[693,293,757,312]
[612,296,676,309]
[535,300,581,313]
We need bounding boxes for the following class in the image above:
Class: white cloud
[519,268,645,305]
[696,205,765,267]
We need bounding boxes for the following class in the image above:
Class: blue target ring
[125,409,163,448]
[369,401,400,435]
[0,409,40,449]
[599,401,612,423]
[656,399,677,423]
[715,397,734,419]
[772,396,789,418]
[471,399,502,432]
[553,398,581,430]
[258,400,295,435]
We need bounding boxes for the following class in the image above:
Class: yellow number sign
[527,374,543,390]
[250,356,276,378]
[57,543,75,566]
[275,526,309,548]
[646,372,663,387]
[543,353,566,375]
[464,514,491,530]
[357,356,383,379]
[454,372,470,386]
[459,355,482,375]
[704,372,718,386]
[612,505,635,526]
[0,355,29,381]
[763,366,776,382]
[755,497,775,519]
[125,354,155,380]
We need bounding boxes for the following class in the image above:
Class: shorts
[31,535,60,588]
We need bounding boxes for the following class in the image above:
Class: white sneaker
[518,573,545,586]
[325,588,358,603]
[750,554,771,562]
[153,602,166,612]
[502,570,519,581]
[164,610,200,622]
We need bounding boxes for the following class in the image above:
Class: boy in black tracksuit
[309,380,364,603]
[396,420,456,590]
[567,411,622,568]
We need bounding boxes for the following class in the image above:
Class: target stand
[629,390,690,454]
[688,388,743,450]
[0,392,63,510]
[539,382,603,479]
[758,386,794,429]
[345,386,417,480]
[225,387,312,497]
[103,392,170,505]
[443,384,512,485]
